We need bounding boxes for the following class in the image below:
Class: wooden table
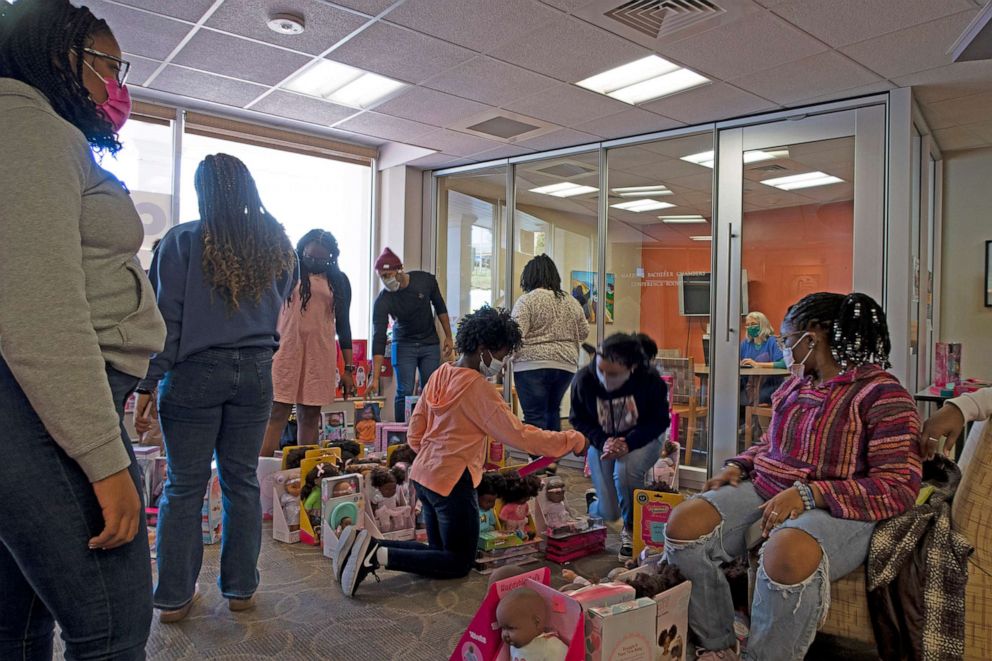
[694,365,791,378]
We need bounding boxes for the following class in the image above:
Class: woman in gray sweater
[0,1,166,657]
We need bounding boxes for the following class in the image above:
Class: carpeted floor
[54,468,877,660]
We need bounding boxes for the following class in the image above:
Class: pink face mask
[84,59,132,132]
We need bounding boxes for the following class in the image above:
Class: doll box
[202,467,222,545]
[362,467,416,542]
[614,567,691,661]
[934,342,962,387]
[257,457,282,521]
[566,582,636,611]
[321,474,365,559]
[632,489,684,558]
[545,527,607,564]
[272,468,301,545]
[404,395,419,420]
[374,423,409,453]
[585,598,658,661]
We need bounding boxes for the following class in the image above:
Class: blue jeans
[588,438,661,530]
[379,471,479,579]
[513,368,574,432]
[0,358,151,660]
[154,348,273,609]
[665,482,875,659]
[392,341,441,422]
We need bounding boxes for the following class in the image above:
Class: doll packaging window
[354,401,381,448]
[364,465,416,541]
[632,488,684,559]
[258,456,283,521]
[374,422,409,453]
[451,569,585,661]
[322,410,349,443]
[299,452,345,545]
[272,467,303,544]
[404,395,420,420]
[585,598,658,661]
[534,476,606,564]
[320,473,365,560]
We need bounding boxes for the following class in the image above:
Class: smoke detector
[268,13,305,35]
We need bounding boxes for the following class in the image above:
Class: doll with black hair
[388,443,417,467]
[498,471,542,539]
[301,462,341,530]
[283,446,309,471]
[646,439,680,489]
[370,466,413,532]
[477,471,505,535]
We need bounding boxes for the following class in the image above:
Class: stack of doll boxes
[534,483,606,564]
[474,500,544,574]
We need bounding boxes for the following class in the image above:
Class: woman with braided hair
[1,1,166,656]
[260,229,355,456]
[664,292,922,661]
[133,154,297,623]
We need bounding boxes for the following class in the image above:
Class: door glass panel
[606,133,714,469]
[737,136,855,451]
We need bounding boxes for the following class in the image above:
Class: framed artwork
[570,271,615,324]
[986,241,992,308]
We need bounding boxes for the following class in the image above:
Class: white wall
[941,147,992,378]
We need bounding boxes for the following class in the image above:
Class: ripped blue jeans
[665,482,874,660]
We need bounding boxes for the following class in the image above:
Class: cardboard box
[321,474,365,559]
[404,395,420,420]
[632,489,684,558]
[935,342,962,387]
[585,598,657,661]
[272,468,302,544]
[257,456,282,521]
[363,465,416,541]
[614,567,691,661]
[299,454,346,545]
[375,423,409,453]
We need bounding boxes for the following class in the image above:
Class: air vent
[749,164,788,173]
[466,116,541,140]
[536,162,597,178]
[605,0,724,40]
[451,109,558,144]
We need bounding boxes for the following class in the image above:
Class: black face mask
[302,257,331,273]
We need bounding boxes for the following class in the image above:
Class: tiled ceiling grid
[77,0,992,170]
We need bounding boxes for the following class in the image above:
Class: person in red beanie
[369,247,453,422]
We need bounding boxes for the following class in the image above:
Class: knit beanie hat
[374,247,403,272]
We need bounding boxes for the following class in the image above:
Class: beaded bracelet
[724,460,750,480]
[794,481,815,511]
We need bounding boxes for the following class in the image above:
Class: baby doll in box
[495,587,568,661]
[498,471,542,540]
[275,470,302,532]
[370,466,414,533]
[300,462,342,532]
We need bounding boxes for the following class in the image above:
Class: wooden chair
[743,406,773,448]
[655,357,708,462]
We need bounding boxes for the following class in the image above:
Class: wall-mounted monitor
[678,270,749,317]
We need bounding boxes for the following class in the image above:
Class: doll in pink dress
[498,472,542,540]
[646,440,680,489]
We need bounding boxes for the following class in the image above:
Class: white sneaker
[619,528,633,559]
[332,525,358,582]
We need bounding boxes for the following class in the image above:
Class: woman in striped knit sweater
[665,292,922,661]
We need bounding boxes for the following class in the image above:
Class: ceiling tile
[892,61,992,103]
[145,65,268,107]
[640,83,777,124]
[926,91,992,127]
[413,129,505,156]
[933,125,985,151]
[504,84,631,127]
[516,128,598,151]
[772,0,976,48]
[326,23,475,84]
[918,105,957,131]
[575,108,684,140]
[172,30,312,86]
[385,0,560,51]
[327,0,398,16]
[731,52,882,105]
[205,0,369,55]
[488,16,650,82]
[841,10,979,79]
[78,1,193,60]
[125,55,163,87]
[538,0,594,10]
[108,0,215,22]
[470,144,537,160]
[422,57,558,106]
[251,91,358,125]
[373,88,490,128]
[335,111,438,142]
[655,12,828,81]
[408,153,472,170]
[791,80,895,107]
[965,120,992,145]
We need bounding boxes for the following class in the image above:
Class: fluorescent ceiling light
[660,215,707,224]
[284,59,405,109]
[577,55,709,105]
[680,148,790,169]
[611,185,672,197]
[611,199,675,212]
[761,171,844,190]
[529,182,599,198]
[690,235,712,241]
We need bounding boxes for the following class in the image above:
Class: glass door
[709,106,887,472]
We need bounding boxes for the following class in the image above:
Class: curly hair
[783,292,891,370]
[498,471,542,504]
[300,462,341,506]
[370,466,397,489]
[598,332,651,370]
[520,254,564,298]
[455,306,523,356]
[196,154,296,311]
[294,229,348,313]
[0,0,120,152]
[477,471,505,500]
[388,444,417,467]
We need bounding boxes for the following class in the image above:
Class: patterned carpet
[53,469,876,660]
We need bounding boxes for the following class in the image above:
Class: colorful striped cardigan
[733,364,922,522]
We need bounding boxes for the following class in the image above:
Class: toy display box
[374,423,409,453]
[363,466,416,542]
[534,481,607,563]
[615,567,691,661]
[280,445,320,469]
[321,474,365,560]
[257,456,282,521]
[475,500,543,573]
[585,598,657,661]
[483,437,506,471]
[353,401,381,449]
[299,452,346,545]
[935,342,962,388]
[202,464,222,545]
[322,410,349,443]
[451,569,585,661]
[272,467,302,544]
[133,445,161,505]
[404,395,420,420]
[632,489,685,558]
[566,582,636,611]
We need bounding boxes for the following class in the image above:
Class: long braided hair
[520,254,565,298]
[294,229,347,314]
[195,154,296,310]
[0,0,120,153]
[783,292,891,371]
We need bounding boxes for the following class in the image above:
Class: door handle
[726,221,737,342]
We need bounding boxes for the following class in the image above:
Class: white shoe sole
[341,529,372,598]
[333,526,358,582]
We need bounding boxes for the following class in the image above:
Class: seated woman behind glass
[739,311,785,405]
[665,292,922,661]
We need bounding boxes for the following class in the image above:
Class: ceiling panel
[127,55,164,87]
[147,65,268,108]
[933,125,986,151]
[790,80,895,107]
[663,172,717,192]
[732,51,882,105]
[252,91,358,126]
[172,30,312,86]
[841,10,979,79]
[892,60,992,102]
[575,108,683,140]
[107,0,215,22]
[413,129,505,156]
[538,0,595,11]
[326,23,475,84]
[772,0,976,48]
[335,111,438,142]
[81,1,193,61]
[920,91,992,127]
[640,83,777,124]
[516,127,598,151]
[205,0,369,55]
[504,84,631,127]
[326,0,400,16]
[408,153,472,169]
[655,12,828,81]
[469,144,536,160]
[385,0,560,51]
[422,57,559,107]
[488,16,650,82]
[373,88,490,128]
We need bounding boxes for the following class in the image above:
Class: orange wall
[639,202,854,363]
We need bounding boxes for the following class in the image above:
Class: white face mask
[782,332,814,378]
[479,351,504,379]
[382,275,401,292]
[596,359,631,392]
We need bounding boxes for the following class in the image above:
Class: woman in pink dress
[261,230,353,455]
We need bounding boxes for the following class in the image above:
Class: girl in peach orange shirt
[335,307,588,597]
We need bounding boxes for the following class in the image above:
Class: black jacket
[569,364,670,453]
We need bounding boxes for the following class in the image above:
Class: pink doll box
[375,423,409,453]
[321,475,365,559]
[566,582,636,611]
[585,598,658,661]
[257,456,282,521]
[544,527,607,564]
[451,571,585,661]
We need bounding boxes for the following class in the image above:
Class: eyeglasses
[776,332,807,352]
[82,47,131,87]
